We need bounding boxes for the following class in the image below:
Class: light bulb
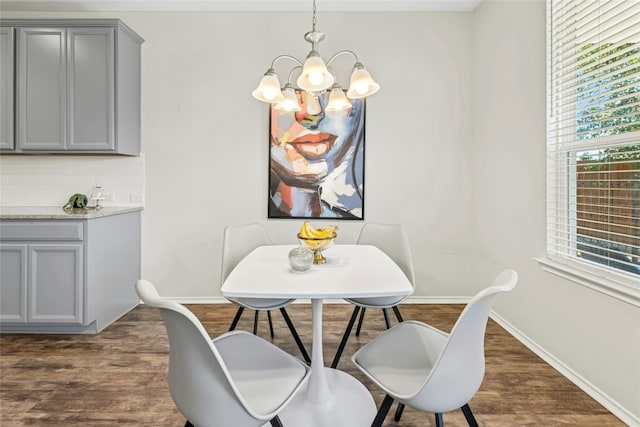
[275,86,302,112]
[308,72,323,86]
[263,88,277,101]
[252,69,284,103]
[326,85,352,112]
[355,81,369,95]
[347,63,379,99]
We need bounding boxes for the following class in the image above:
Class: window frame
[545,0,640,306]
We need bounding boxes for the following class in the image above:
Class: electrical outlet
[130,193,143,203]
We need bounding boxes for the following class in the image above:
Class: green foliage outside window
[575,42,640,140]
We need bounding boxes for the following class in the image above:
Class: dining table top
[221,244,413,300]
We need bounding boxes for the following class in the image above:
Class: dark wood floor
[0,303,624,426]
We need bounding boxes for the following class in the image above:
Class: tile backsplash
[0,154,145,207]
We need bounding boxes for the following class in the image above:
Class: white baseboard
[490,311,638,427]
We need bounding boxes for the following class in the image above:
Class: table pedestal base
[276,367,376,427]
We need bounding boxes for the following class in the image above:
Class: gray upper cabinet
[1,19,143,155]
[0,27,14,150]
[17,27,67,151]
[67,27,114,151]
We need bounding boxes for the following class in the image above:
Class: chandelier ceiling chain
[312,0,316,32]
[251,0,380,113]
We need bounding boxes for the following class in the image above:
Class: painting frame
[267,90,365,220]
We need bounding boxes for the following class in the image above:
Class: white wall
[472,1,639,424]
[1,3,638,423]
[1,9,475,299]
[134,10,475,299]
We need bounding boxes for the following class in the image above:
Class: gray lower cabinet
[0,211,141,333]
[0,243,84,323]
[0,19,143,155]
[0,244,27,322]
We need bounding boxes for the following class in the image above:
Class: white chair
[331,222,415,368]
[222,223,310,363]
[352,269,518,427]
[135,279,310,427]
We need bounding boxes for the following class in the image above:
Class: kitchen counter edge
[0,206,143,220]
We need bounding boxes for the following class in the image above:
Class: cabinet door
[29,244,83,323]
[0,27,14,150]
[16,28,66,151]
[0,244,28,322]
[67,28,115,151]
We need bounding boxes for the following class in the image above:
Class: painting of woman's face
[269,90,365,219]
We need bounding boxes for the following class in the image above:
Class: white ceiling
[0,0,483,13]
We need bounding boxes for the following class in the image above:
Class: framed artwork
[268,90,365,219]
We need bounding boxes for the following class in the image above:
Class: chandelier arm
[287,66,303,85]
[270,54,304,70]
[326,50,359,67]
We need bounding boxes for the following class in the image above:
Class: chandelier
[251,0,380,113]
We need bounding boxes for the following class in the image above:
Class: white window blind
[547,0,640,280]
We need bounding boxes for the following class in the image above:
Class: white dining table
[221,244,413,427]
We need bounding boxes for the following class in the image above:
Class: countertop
[0,206,143,220]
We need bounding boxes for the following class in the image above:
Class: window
[547,1,640,285]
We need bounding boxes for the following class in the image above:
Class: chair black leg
[435,413,444,427]
[382,308,391,329]
[253,310,259,335]
[392,305,404,322]
[355,307,366,336]
[279,307,311,364]
[331,306,361,369]
[394,402,405,422]
[229,306,244,331]
[267,310,275,338]
[184,421,194,427]
[270,415,284,427]
[371,394,394,427]
[461,404,479,427]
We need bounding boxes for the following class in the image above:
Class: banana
[299,222,338,239]
[304,222,316,237]
[299,222,314,238]
[316,225,334,238]
[299,222,313,238]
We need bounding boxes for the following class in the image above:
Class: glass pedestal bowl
[297,233,336,264]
